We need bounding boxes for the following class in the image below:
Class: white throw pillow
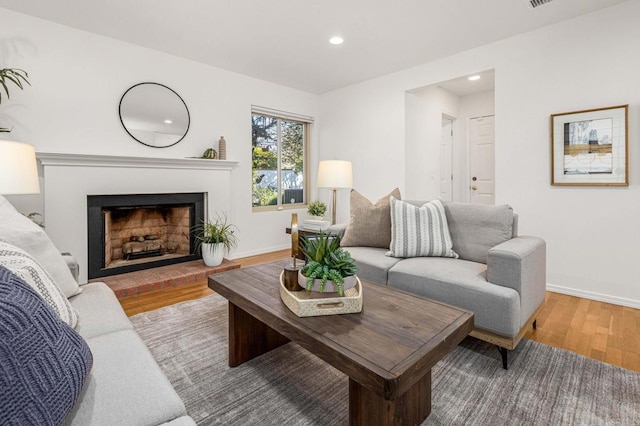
[0,239,79,328]
[387,197,458,259]
[0,195,81,298]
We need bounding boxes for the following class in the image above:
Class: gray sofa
[333,201,546,368]
[62,255,195,426]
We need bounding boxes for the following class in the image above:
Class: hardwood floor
[119,248,640,373]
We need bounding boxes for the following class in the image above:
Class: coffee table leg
[228,302,290,367]
[349,371,431,426]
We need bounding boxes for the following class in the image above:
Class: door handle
[471,186,477,191]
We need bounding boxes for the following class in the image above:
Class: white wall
[0,8,319,261]
[319,1,640,308]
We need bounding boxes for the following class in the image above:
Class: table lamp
[0,140,40,194]
[317,160,352,225]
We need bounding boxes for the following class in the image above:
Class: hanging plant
[0,68,31,133]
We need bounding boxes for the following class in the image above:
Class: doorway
[468,115,495,204]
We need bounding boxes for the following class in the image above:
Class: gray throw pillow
[0,195,81,298]
[341,188,401,249]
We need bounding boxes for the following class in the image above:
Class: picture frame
[551,104,628,186]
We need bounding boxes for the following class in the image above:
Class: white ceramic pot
[201,242,225,267]
[298,270,357,294]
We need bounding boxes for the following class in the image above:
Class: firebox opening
[104,206,191,269]
[87,192,205,279]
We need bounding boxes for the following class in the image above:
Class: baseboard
[547,283,640,309]
[229,244,290,260]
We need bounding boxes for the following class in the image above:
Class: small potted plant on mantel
[299,233,358,296]
[194,214,238,267]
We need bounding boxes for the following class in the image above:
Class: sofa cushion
[387,257,521,337]
[342,246,402,285]
[69,282,133,340]
[0,195,81,298]
[388,198,458,259]
[341,188,401,249]
[444,202,514,264]
[0,240,79,328]
[0,266,92,426]
[66,329,188,426]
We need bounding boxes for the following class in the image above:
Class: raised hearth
[94,259,239,298]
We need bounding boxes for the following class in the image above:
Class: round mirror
[119,82,190,148]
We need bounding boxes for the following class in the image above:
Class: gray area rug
[131,294,640,425]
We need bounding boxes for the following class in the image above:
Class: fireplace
[87,193,205,279]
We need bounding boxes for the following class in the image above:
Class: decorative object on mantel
[201,147,217,159]
[551,104,628,186]
[218,136,227,160]
[282,213,302,291]
[0,68,31,133]
[193,213,238,267]
[119,82,190,148]
[304,200,329,231]
[317,160,353,224]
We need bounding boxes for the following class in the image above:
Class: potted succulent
[307,200,327,219]
[299,233,358,296]
[193,214,238,267]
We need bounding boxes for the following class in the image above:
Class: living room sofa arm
[487,236,546,325]
[61,252,80,284]
[328,223,348,238]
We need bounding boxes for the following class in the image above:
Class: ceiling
[0,0,628,94]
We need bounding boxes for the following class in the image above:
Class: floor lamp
[0,140,41,195]
[317,160,352,225]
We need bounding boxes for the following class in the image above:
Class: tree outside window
[252,113,307,208]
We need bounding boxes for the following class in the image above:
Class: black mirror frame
[118,82,191,148]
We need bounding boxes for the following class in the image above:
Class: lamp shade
[317,160,353,189]
[0,140,40,195]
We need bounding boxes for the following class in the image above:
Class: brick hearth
[91,259,240,298]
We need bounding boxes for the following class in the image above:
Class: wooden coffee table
[208,261,473,425]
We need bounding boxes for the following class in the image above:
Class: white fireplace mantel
[37,152,238,283]
[37,152,239,171]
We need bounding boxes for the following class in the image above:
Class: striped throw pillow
[0,239,79,328]
[388,197,458,259]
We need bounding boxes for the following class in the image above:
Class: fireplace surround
[87,192,204,279]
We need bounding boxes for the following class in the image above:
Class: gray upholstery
[444,202,514,264]
[340,201,546,345]
[342,246,402,285]
[65,330,188,426]
[488,236,547,328]
[388,257,521,337]
[60,257,194,425]
[69,282,133,339]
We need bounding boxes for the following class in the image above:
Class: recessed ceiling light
[329,36,344,45]
[468,75,481,81]
[164,119,173,124]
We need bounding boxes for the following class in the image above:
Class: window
[251,107,310,209]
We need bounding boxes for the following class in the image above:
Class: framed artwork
[551,105,628,186]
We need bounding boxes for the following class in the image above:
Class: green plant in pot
[299,233,357,296]
[193,214,238,267]
[0,68,31,133]
[307,200,327,218]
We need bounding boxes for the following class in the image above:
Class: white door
[469,115,495,204]
[440,118,453,201]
